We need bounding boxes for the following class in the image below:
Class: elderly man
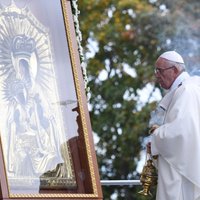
[149,51,200,200]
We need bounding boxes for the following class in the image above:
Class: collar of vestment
[159,71,190,111]
[169,71,190,91]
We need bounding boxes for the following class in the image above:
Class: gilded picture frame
[0,0,102,199]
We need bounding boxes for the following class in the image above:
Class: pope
[149,51,200,200]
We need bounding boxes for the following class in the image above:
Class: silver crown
[12,35,36,57]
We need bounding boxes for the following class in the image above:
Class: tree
[77,0,200,199]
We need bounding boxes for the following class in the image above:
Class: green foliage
[77,0,160,199]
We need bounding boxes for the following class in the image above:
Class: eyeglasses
[154,66,175,74]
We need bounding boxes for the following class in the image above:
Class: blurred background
[77,0,200,199]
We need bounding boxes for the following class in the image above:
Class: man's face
[154,58,177,90]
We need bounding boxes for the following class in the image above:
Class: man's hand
[149,124,159,134]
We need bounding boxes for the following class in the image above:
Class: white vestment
[151,72,200,200]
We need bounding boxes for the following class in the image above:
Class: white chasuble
[151,75,200,200]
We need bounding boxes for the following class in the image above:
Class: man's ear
[174,66,179,74]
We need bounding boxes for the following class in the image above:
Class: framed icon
[0,0,102,199]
